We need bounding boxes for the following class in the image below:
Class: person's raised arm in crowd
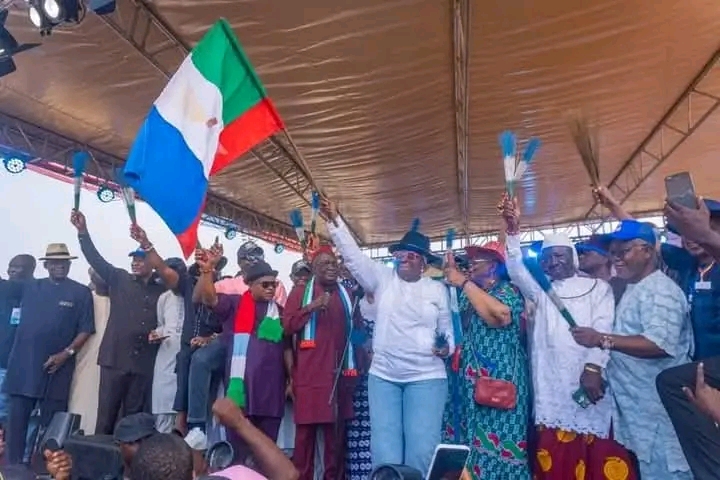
[129,224,179,290]
[320,198,390,294]
[70,210,119,285]
[666,196,720,263]
[192,245,223,308]
[191,245,238,331]
[593,186,634,221]
[213,398,299,480]
[499,195,542,303]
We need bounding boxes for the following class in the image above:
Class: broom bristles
[567,112,600,187]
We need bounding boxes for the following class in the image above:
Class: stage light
[0,9,39,77]
[225,226,238,240]
[274,243,284,254]
[96,185,115,203]
[3,157,26,174]
[27,0,81,35]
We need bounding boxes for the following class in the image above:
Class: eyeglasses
[259,281,278,290]
[393,251,422,261]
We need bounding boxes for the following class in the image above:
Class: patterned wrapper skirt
[533,426,638,480]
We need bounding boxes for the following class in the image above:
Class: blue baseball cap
[575,235,609,257]
[128,249,146,258]
[601,220,656,246]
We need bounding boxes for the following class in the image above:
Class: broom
[522,257,577,328]
[289,209,306,251]
[72,151,89,211]
[568,113,600,187]
[114,167,137,224]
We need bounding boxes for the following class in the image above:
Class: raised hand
[70,210,88,234]
[130,223,151,248]
[683,362,720,423]
[319,197,338,222]
[665,196,712,243]
[498,194,520,234]
[593,186,618,208]
[443,251,466,287]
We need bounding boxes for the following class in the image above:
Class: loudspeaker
[369,464,424,480]
[63,434,124,480]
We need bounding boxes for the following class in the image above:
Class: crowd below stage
[0,182,719,480]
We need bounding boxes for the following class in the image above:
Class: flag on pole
[123,19,284,257]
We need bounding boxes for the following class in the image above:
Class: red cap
[465,241,505,263]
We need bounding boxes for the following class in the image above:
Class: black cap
[0,465,37,480]
[244,260,278,283]
[113,412,157,443]
[237,241,264,261]
[291,259,311,276]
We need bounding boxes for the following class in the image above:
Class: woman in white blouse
[322,200,452,476]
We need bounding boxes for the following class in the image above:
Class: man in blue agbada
[3,243,95,464]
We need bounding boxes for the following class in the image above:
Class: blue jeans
[187,338,226,425]
[367,374,447,476]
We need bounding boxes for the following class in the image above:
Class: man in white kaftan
[151,260,187,433]
[506,233,614,435]
[68,270,110,434]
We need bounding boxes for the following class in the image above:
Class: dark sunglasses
[259,281,278,290]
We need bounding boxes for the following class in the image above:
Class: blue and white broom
[289,209,306,251]
[72,151,89,211]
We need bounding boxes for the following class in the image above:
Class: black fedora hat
[388,219,440,263]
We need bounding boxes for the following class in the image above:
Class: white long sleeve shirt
[328,219,453,383]
[506,234,615,437]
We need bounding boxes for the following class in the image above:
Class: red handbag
[470,343,519,410]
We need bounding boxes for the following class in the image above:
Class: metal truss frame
[0,110,305,249]
[452,0,471,239]
[583,45,720,229]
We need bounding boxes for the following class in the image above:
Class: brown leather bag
[470,342,519,410]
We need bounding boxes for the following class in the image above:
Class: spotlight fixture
[274,243,284,254]
[224,226,238,240]
[96,185,115,203]
[0,9,40,77]
[3,157,26,174]
[27,0,82,35]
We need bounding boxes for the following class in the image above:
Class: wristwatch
[65,348,76,357]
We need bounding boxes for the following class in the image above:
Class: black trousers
[173,345,192,412]
[95,366,152,435]
[6,394,66,465]
[656,356,720,480]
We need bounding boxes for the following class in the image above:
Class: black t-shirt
[0,279,25,369]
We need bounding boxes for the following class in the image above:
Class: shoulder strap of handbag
[466,328,520,384]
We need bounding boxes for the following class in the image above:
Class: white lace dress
[506,235,615,438]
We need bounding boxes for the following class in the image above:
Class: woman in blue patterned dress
[346,293,376,479]
[442,242,530,480]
